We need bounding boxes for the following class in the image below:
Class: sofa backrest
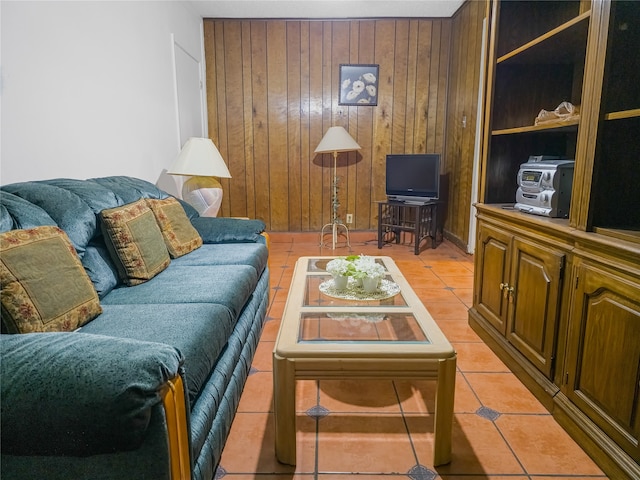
[0,176,172,298]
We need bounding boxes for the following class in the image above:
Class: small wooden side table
[377,200,442,254]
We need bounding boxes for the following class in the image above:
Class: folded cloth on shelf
[534,101,580,125]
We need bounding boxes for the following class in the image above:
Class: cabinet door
[474,222,512,334]
[507,238,565,378]
[565,261,640,462]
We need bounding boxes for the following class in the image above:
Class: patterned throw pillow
[100,199,170,286]
[0,226,102,333]
[146,197,203,258]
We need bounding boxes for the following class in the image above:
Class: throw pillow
[0,226,102,333]
[146,197,203,258]
[100,199,170,286]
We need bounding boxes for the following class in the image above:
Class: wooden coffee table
[273,256,456,466]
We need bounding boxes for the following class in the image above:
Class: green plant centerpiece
[325,255,386,292]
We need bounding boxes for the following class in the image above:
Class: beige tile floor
[217,232,609,479]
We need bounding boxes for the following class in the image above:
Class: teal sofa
[0,177,270,480]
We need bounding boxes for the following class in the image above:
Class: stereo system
[515,157,575,218]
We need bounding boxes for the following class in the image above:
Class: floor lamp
[315,126,361,249]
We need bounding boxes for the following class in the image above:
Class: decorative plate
[319,278,401,301]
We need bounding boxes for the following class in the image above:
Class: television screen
[385,154,440,203]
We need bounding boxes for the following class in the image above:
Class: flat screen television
[386,153,440,203]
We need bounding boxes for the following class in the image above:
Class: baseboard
[554,393,640,479]
[443,229,468,253]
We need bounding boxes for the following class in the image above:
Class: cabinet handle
[499,282,515,294]
[507,286,515,302]
[500,282,511,300]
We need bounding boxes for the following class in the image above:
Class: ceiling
[188,0,466,19]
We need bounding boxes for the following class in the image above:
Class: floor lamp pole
[320,150,350,249]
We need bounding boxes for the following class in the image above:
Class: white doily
[326,312,387,323]
[318,278,401,300]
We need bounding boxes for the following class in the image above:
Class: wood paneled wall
[444,0,488,248]
[203,18,453,232]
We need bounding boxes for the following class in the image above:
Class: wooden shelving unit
[470,2,640,478]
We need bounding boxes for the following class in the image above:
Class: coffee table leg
[273,353,296,465]
[433,355,456,466]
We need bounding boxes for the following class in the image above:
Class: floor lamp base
[320,221,351,250]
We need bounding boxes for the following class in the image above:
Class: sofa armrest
[191,217,266,244]
[1,332,184,457]
[162,374,191,480]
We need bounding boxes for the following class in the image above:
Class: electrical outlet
[346,213,353,224]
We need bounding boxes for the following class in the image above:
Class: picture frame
[339,64,379,106]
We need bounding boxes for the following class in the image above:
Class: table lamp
[167,137,232,217]
[314,126,361,249]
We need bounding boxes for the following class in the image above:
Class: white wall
[0,1,204,185]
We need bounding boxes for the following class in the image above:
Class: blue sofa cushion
[177,197,200,220]
[91,176,169,204]
[171,243,268,277]
[42,178,124,214]
[101,265,258,319]
[2,182,96,257]
[1,332,183,456]
[0,191,56,232]
[0,204,12,232]
[81,241,120,298]
[82,303,236,405]
[191,217,266,244]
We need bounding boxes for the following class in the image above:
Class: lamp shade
[314,126,361,154]
[167,137,232,178]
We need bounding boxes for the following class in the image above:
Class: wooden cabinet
[475,220,565,379]
[474,222,511,333]
[471,214,640,480]
[507,236,565,378]
[471,1,640,477]
[563,258,640,465]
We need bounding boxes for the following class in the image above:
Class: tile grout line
[390,380,428,478]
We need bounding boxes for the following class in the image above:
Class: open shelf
[589,116,640,231]
[498,11,590,65]
[493,119,579,136]
[587,2,640,233]
[601,1,640,114]
[496,0,586,57]
[490,2,588,132]
[604,109,640,121]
